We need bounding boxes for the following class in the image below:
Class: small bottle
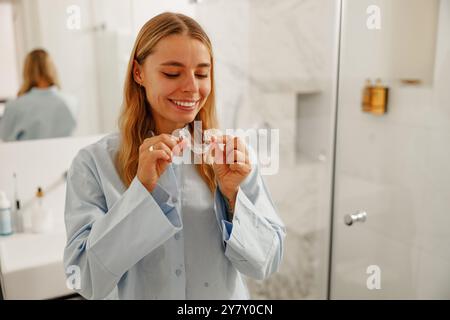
[371,79,388,115]
[362,79,372,112]
[0,191,13,236]
[31,187,53,233]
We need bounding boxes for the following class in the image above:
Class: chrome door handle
[344,210,367,226]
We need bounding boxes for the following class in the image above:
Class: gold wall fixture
[362,79,372,113]
[361,79,389,115]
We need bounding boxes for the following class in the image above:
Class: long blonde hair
[116,12,218,193]
[18,49,60,96]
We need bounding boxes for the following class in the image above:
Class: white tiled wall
[331,0,450,299]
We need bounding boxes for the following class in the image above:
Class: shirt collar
[30,85,58,94]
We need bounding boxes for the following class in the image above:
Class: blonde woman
[63,12,285,300]
[0,49,77,142]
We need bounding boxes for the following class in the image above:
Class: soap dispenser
[362,79,373,113]
[370,79,389,115]
[31,187,53,233]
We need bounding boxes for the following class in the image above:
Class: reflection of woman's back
[0,49,77,142]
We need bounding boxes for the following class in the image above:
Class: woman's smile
[167,98,200,112]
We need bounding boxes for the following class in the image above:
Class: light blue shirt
[63,133,286,300]
[0,86,77,142]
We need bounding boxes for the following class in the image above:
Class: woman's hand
[211,135,252,213]
[137,134,185,193]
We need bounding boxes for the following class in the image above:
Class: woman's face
[134,34,212,134]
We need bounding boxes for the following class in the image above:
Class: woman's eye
[162,72,209,79]
[162,73,179,78]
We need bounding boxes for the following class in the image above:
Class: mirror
[0,0,197,143]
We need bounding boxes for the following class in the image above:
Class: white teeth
[172,100,197,107]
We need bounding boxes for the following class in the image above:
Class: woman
[63,12,285,300]
[0,49,77,142]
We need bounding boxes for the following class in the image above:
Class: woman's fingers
[137,134,183,192]
[143,134,250,166]
[213,135,249,165]
[229,161,252,174]
[149,149,171,162]
[226,149,248,165]
[158,134,178,149]
[172,138,188,156]
[228,150,252,173]
[153,134,187,156]
[151,141,173,160]
[140,137,155,153]
[140,134,178,153]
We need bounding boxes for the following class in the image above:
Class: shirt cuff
[150,183,177,215]
[214,187,234,245]
[137,180,179,227]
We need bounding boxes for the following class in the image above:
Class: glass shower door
[330,0,450,299]
[196,0,342,299]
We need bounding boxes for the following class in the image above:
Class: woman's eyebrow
[160,61,210,68]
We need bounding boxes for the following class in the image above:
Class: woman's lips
[168,99,199,112]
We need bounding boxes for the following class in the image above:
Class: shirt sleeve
[213,158,286,281]
[150,183,180,223]
[0,102,17,142]
[63,149,182,300]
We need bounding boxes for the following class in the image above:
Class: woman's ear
[133,60,144,86]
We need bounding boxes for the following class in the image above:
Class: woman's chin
[167,111,197,124]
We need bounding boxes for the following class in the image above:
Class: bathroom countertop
[0,232,74,299]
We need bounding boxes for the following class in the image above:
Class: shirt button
[172,197,178,204]
[175,269,182,277]
[174,233,180,240]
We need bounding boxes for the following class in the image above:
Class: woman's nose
[181,73,199,92]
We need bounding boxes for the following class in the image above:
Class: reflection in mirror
[0,0,128,142]
[0,0,199,142]
[0,49,77,142]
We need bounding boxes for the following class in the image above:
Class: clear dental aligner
[173,127,224,164]
[203,128,222,145]
[202,128,223,164]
